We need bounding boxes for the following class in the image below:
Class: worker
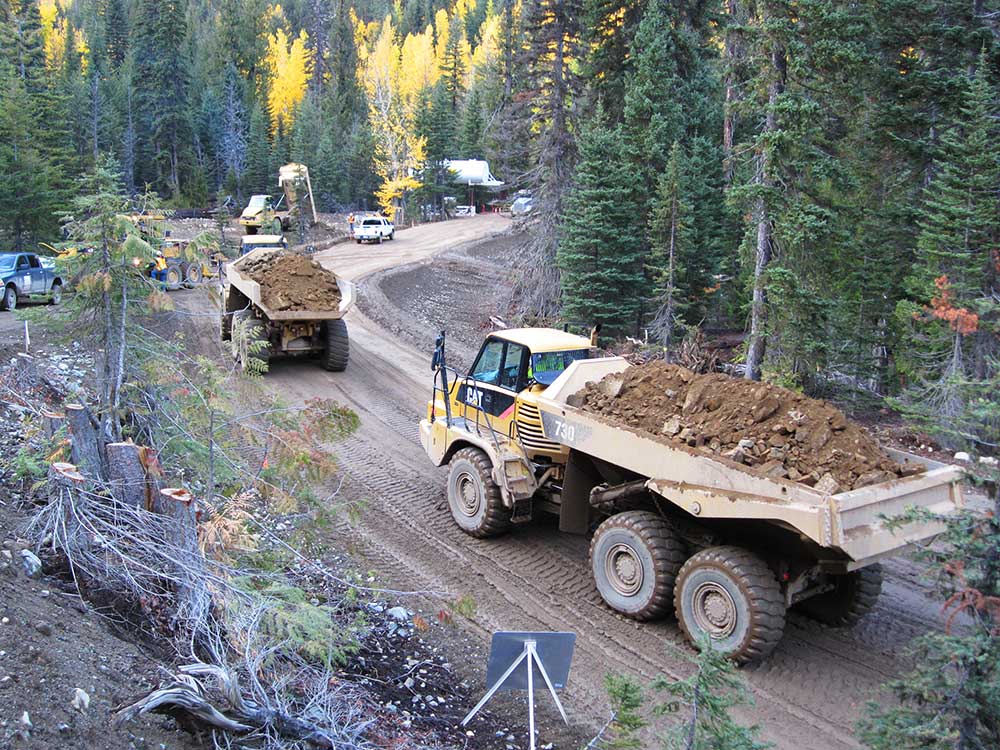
[348,212,355,237]
[151,250,168,290]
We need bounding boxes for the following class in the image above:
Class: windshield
[528,349,590,386]
[0,256,15,271]
[247,195,268,209]
[362,219,381,226]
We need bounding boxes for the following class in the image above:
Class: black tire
[356,238,362,244]
[590,511,686,621]
[447,447,510,538]
[229,310,251,358]
[796,564,882,626]
[272,218,283,234]
[164,265,183,291]
[220,309,233,342]
[49,283,62,306]
[239,319,270,373]
[377,234,384,244]
[322,318,349,371]
[246,225,258,235]
[186,263,203,286]
[388,231,394,240]
[2,285,17,311]
[674,546,786,665]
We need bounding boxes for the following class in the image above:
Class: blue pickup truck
[0,252,64,311]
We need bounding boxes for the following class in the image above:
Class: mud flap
[559,450,602,534]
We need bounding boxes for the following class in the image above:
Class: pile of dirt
[240,251,342,312]
[574,361,920,492]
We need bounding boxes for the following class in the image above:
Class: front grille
[516,403,561,453]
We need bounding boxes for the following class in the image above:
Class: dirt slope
[578,361,915,491]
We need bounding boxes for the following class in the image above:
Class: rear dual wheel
[590,514,786,665]
[796,565,882,626]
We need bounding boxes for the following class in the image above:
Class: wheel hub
[606,543,644,597]
[692,582,737,636]
[455,472,481,517]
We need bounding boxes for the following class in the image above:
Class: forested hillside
[0,0,998,445]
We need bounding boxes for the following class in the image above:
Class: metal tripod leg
[460,645,530,727]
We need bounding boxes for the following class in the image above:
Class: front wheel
[49,283,63,305]
[239,319,270,374]
[2,285,17,311]
[796,564,882,626]
[164,265,183,291]
[447,447,510,538]
[377,234,384,244]
[674,546,786,665]
[590,511,686,621]
[186,263,203,286]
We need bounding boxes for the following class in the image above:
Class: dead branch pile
[11,356,378,749]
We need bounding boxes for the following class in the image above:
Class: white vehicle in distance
[354,216,394,244]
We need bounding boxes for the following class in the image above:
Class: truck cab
[240,195,287,235]
[442,329,592,459]
[0,252,64,311]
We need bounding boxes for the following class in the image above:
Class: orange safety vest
[155,256,167,271]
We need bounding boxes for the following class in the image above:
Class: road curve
[264,216,940,750]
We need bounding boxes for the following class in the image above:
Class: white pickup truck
[354,216,394,244]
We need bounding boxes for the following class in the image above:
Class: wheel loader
[419,329,965,664]
[239,163,317,235]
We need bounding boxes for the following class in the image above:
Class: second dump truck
[420,328,964,663]
[221,247,355,373]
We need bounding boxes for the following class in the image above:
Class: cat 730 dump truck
[419,329,965,664]
[239,163,317,235]
[220,247,355,373]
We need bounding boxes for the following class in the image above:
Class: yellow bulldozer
[239,163,317,235]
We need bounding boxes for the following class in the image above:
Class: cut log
[47,461,86,505]
[41,410,65,441]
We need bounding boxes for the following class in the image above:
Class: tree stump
[64,403,106,480]
[106,442,149,509]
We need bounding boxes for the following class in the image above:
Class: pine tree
[647,143,694,348]
[894,54,1000,444]
[244,102,270,196]
[458,85,485,158]
[557,113,644,336]
[133,0,192,197]
[105,0,129,69]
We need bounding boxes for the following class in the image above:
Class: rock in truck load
[239,251,342,312]
[573,361,918,492]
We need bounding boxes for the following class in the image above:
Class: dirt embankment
[240,252,341,312]
[577,361,917,492]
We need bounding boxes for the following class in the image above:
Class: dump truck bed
[533,358,964,567]
[227,248,355,321]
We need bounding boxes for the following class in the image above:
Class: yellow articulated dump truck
[221,246,355,373]
[419,328,965,664]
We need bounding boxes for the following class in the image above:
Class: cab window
[528,349,590,386]
[470,340,504,385]
[28,256,41,269]
[15,256,29,271]
[499,343,526,390]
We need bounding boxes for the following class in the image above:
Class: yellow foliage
[40,0,89,72]
[265,27,313,131]
[399,25,438,101]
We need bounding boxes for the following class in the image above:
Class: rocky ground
[0,333,552,749]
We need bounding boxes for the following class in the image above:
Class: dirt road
[234,216,945,750]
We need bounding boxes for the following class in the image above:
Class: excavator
[239,163,317,235]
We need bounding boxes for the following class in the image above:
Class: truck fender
[560,450,604,534]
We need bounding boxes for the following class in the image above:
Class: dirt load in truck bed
[574,361,918,491]
[240,251,342,312]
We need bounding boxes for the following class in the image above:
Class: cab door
[14,255,32,294]
[28,255,47,293]
[455,338,528,437]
